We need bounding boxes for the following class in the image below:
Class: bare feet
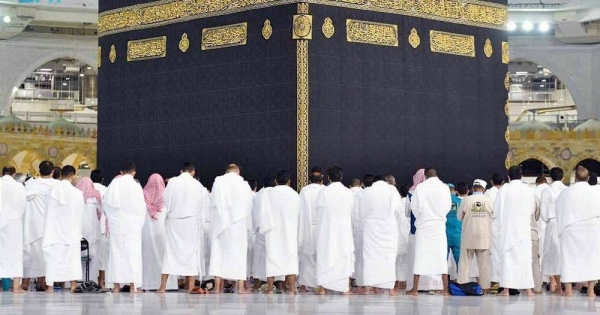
[46,287,54,294]
[442,290,451,296]
[13,287,27,294]
[389,289,400,296]
[341,291,354,295]
[497,290,509,296]
[524,289,534,296]
[533,290,542,295]
[374,288,383,295]
[588,292,596,298]
[406,289,418,296]
[237,287,252,294]
[156,288,166,294]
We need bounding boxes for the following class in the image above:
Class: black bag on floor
[449,282,483,296]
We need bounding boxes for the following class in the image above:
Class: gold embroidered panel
[346,19,398,47]
[201,22,248,50]
[502,41,509,64]
[429,30,475,57]
[98,0,507,37]
[127,36,167,61]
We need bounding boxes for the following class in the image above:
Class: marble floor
[1,292,600,315]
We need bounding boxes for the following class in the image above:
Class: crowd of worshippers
[1,160,600,296]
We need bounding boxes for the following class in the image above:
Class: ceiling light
[507,22,517,31]
[62,83,67,86]
[86,67,92,70]
[79,73,85,77]
[541,79,546,82]
[523,21,534,31]
[66,78,70,80]
[39,68,52,72]
[3,16,10,23]
[515,71,528,75]
[540,85,545,88]
[539,22,550,32]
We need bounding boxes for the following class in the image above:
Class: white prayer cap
[473,179,487,188]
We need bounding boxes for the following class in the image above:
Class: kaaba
[97,0,509,188]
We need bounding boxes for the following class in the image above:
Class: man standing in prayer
[43,165,84,293]
[250,175,276,290]
[359,175,402,295]
[485,173,504,201]
[209,164,254,294]
[556,166,600,297]
[315,165,355,294]
[256,170,300,294]
[395,184,410,290]
[104,162,147,293]
[158,163,210,293]
[91,170,108,287]
[457,179,494,293]
[495,166,535,296]
[540,167,566,294]
[407,167,452,296]
[22,161,58,291]
[533,176,548,293]
[487,172,504,285]
[75,177,102,285]
[298,171,324,292]
[0,166,27,293]
[352,174,373,292]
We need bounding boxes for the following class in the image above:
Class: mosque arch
[10,150,44,175]
[61,153,93,169]
[517,157,555,177]
[572,158,600,175]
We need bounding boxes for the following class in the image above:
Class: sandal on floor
[190,287,205,294]
[72,285,84,293]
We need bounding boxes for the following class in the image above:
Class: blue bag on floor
[449,282,483,296]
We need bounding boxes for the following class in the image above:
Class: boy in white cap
[457,179,495,293]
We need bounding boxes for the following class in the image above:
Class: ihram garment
[0,175,26,278]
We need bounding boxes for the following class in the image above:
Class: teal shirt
[446,194,462,243]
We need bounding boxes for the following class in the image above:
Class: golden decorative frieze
[201,22,247,50]
[504,101,509,118]
[293,14,313,39]
[127,36,167,61]
[483,38,492,58]
[346,19,398,47]
[502,41,509,64]
[429,30,475,57]
[262,19,273,40]
[179,33,189,52]
[109,45,117,63]
[505,126,510,143]
[296,2,309,190]
[98,0,507,37]
[97,46,101,68]
[408,27,420,48]
[504,72,510,90]
[322,17,334,38]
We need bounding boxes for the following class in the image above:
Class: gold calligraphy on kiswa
[429,30,475,57]
[98,0,507,37]
[346,19,398,47]
[127,36,167,61]
[201,22,247,50]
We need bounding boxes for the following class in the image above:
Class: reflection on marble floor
[1,292,599,314]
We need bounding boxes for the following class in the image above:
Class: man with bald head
[556,166,600,297]
[209,164,254,294]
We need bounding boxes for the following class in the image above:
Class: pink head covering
[410,168,426,191]
[144,173,165,220]
[76,177,102,219]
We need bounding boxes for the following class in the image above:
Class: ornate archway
[10,150,43,175]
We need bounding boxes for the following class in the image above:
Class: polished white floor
[1,291,600,314]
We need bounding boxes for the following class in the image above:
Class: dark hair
[589,172,598,186]
[120,161,136,174]
[350,178,362,187]
[52,167,62,180]
[535,176,547,185]
[385,174,396,185]
[2,166,16,176]
[248,179,258,190]
[61,165,76,178]
[457,182,469,195]
[491,173,504,185]
[182,162,195,173]
[310,166,322,174]
[575,165,589,182]
[309,172,323,184]
[263,175,276,188]
[39,160,55,176]
[90,170,105,184]
[276,170,291,185]
[425,167,437,178]
[508,166,522,181]
[373,175,385,182]
[549,167,564,181]
[363,174,375,188]
[326,165,343,182]
[226,163,240,173]
[399,184,409,198]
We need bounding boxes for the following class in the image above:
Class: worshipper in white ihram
[531,176,547,294]
[395,184,410,289]
[0,166,27,293]
[494,166,535,296]
[540,167,567,294]
[75,177,102,286]
[250,176,275,289]
[43,165,84,293]
[359,175,402,295]
[91,170,108,287]
[315,165,355,294]
[487,173,504,285]
[159,163,210,294]
[352,174,372,292]
[209,164,254,294]
[556,166,600,297]
[256,170,300,294]
[103,162,147,293]
[297,172,324,293]
[22,161,58,291]
[141,173,177,291]
[457,179,494,293]
[407,167,451,296]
